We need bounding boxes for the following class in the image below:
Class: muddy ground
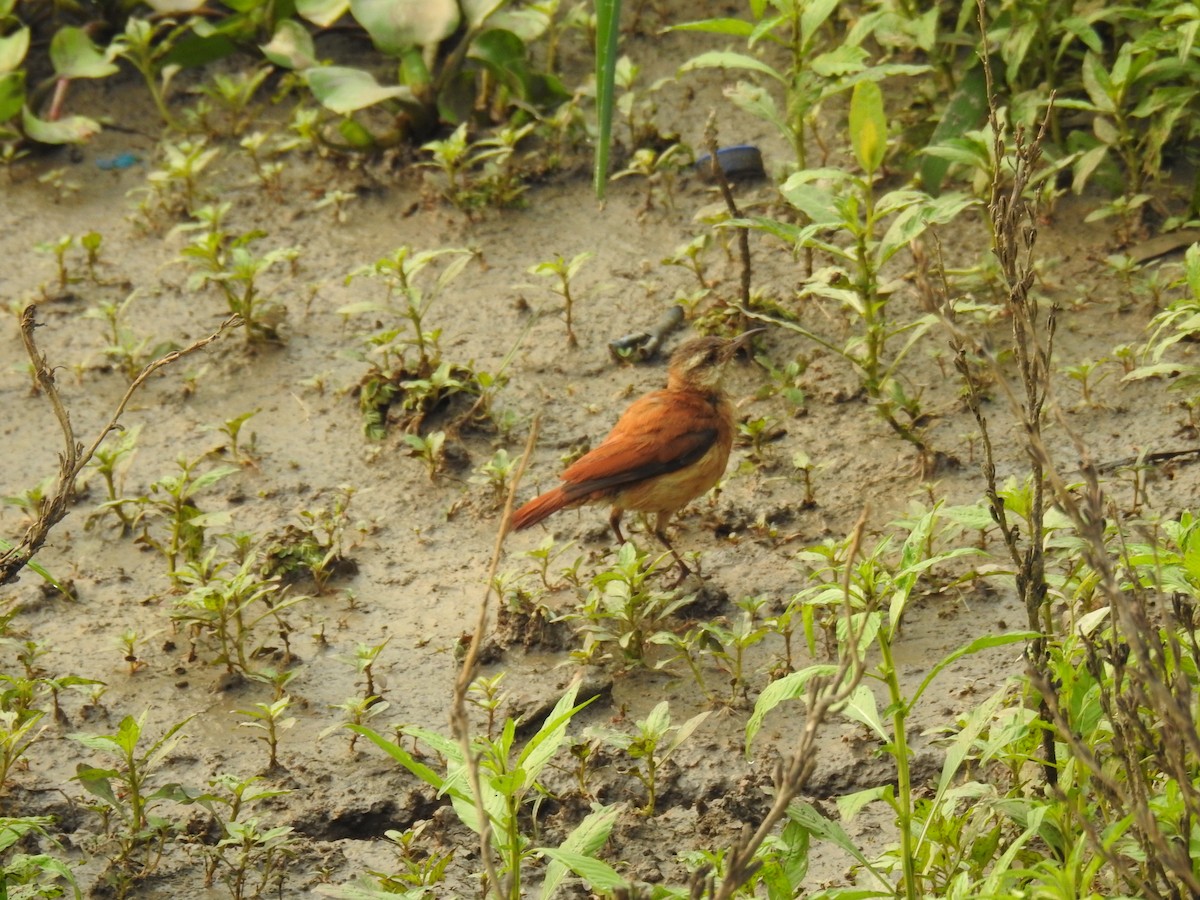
[3,21,1200,900]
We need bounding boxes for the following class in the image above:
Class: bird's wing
[559,390,720,500]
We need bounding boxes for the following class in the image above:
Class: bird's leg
[652,512,693,587]
[609,508,626,544]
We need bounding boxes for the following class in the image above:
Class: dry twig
[449,416,539,900]
[1,308,242,586]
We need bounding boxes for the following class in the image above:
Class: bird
[509,329,764,580]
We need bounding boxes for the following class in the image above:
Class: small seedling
[203,409,261,464]
[261,488,360,594]
[791,451,817,508]
[196,66,271,136]
[662,233,714,292]
[37,169,80,204]
[563,542,691,667]
[70,712,195,889]
[341,639,389,700]
[528,251,592,347]
[469,448,517,506]
[467,672,509,739]
[696,596,772,706]
[182,228,298,342]
[321,696,389,751]
[116,629,147,675]
[34,234,75,290]
[313,188,357,222]
[403,431,446,480]
[372,823,454,892]
[1061,358,1111,408]
[173,553,308,676]
[586,700,710,815]
[237,697,295,772]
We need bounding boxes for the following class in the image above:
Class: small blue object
[96,153,141,171]
[694,144,765,182]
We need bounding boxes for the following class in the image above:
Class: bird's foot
[667,560,704,590]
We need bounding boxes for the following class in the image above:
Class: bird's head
[667,329,765,391]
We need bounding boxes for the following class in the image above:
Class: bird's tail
[509,487,569,532]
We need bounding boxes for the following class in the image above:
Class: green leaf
[348,726,460,797]
[919,66,987,193]
[593,0,620,197]
[725,81,793,145]
[0,26,30,74]
[838,684,887,741]
[745,664,838,754]
[909,631,1038,711]
[666,18,756,37]
[539,848,628,892]
[51,26,119,79]
[678,50,787,83]
[21,106,99,144]
[786,800,876,870]
[538,803,624,898]
[296,0,349,27]
[469,28,530,98]
[350,0,459,53]
[261,19,318,70]
[72,765,120,806]
[800,0,839,45]
[1081,51,1115,113]
[849,79,886,175]
[304,66,414,114]
[811,43,869,78]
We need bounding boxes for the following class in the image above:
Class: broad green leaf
[678,50,787,84]
[593,0,619,197]
[725,81,793,145]
[21,106,99,144]
[50,26,119,79]
[745,664,837,754]
[877,192,975,265]
[786,800,877,871]
[348,726,456,796]
[800,0,839,45]
[909,632,1038,712]
[521,685,597,783]
[304,66,414,114]
[296,0,349,27]
[778,178,843,225]
[539,849,627,892]
[849,80,886,175]
[811,43,869,78]
[0,26,29,73]
[1081,51,1115,113]
[351,0,459,53]
[1071,143,1109,193]
[261,19,318,70]
[838,684,887,741]
[469,29,530,97]
[919,66,987,193]
[836,785,887,822]
[667,18,756,37]
[73,765,120,805]
[538,803,623,897]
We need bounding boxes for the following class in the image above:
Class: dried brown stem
[1,309,242,586]
[703,113,752,330]
[712,509,873,899]
[449,416,539,900]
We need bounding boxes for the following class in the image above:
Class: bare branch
[1,310,242,585]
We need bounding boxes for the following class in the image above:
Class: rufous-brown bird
[510,329,764,579]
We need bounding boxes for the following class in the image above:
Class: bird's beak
[723,327,766,359]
